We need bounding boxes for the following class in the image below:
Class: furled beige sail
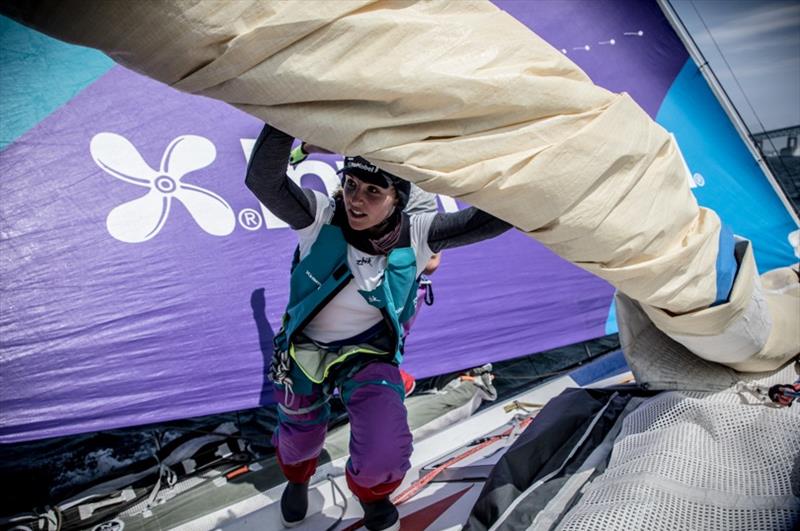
[4,0,796,370]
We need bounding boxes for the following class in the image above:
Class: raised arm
[244,124,317,230]
[427,208,513,253]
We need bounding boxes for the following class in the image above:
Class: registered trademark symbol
[238,208,263,230]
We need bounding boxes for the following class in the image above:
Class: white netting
[554,391,800,531]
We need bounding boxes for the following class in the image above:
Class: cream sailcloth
[5,0,797,370]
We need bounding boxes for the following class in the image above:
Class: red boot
[399,368,416,396]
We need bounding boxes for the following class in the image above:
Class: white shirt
[296,191,435,343]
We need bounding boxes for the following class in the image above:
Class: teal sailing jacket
[273,223,420,383]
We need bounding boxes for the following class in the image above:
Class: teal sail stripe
[0,16,114,150]
[656,59,797,272]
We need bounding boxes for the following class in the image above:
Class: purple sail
[1,0,794,444]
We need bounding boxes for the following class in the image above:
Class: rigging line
[324,474,348,531]
[689,1,782,142]
[667,0,800,219]
[688,1,796,182]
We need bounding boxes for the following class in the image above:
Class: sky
[670,0,800,134]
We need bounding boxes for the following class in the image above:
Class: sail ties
[145,463,177,509]
[144,431,178,510]
[735,378,800,407]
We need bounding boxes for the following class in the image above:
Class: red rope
[391,416,533,505]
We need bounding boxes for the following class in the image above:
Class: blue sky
[671,0,800,133]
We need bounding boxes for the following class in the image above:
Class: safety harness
[270,222,420,405]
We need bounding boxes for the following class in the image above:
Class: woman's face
[342,175,397,231]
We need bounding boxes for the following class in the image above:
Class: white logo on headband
[345,159,379,173]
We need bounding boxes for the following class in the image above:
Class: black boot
[360,497,400,531]
[280,481,309,528]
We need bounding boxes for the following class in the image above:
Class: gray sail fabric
[616,288,800,389]
[465,382,799,531]
[553,390,800,531]
[526,397,647,531]
[2,0,797,370]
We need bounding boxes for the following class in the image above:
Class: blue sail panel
[657,59,797,271]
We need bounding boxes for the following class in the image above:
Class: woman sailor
[245,124,511,531]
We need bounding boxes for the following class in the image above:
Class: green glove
[289,143,308,167]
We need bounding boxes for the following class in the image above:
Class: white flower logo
[91,132,236,243]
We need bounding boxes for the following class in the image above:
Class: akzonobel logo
[91,132,235,243]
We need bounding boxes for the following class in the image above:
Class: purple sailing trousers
[272,361,413,502]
